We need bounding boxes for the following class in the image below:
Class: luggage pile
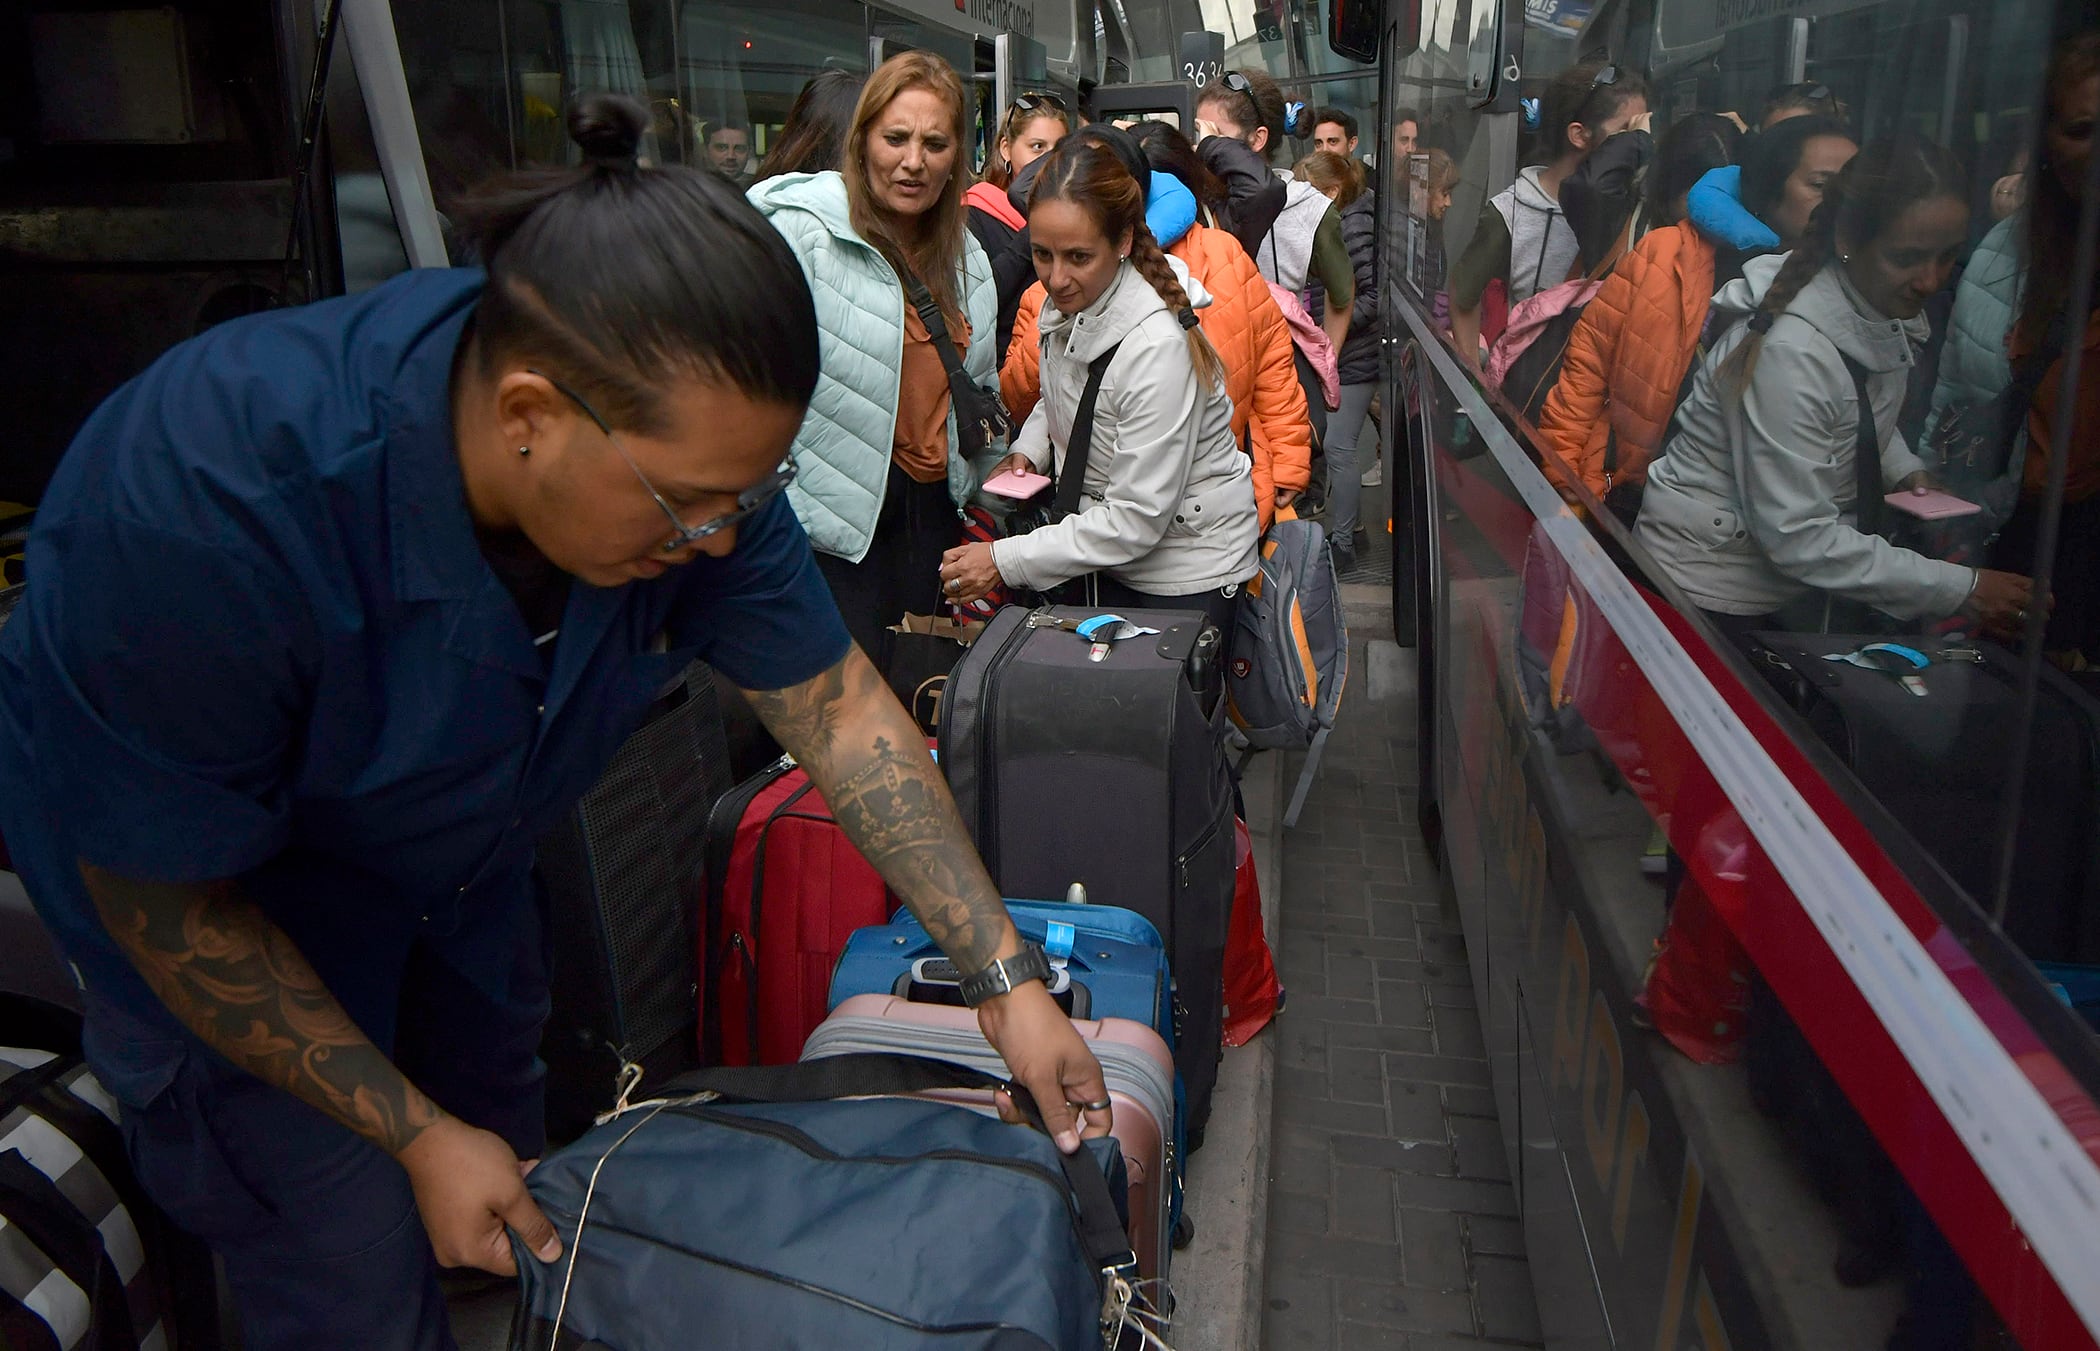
[530,602,1290,1348]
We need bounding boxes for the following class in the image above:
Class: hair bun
[569,93,649,166]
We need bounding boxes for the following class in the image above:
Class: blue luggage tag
[1043,920,1077,969]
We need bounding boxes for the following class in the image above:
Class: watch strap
[958,943,1053,1007]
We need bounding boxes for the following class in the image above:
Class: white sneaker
[1361,460,1382,487]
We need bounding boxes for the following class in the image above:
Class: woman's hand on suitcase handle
[978,977,1115,1152]
[399,1114,562,1277]
[1964,569,2041,640]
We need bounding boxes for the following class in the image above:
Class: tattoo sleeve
[745,647,1018,974]
[80,865,443,1156]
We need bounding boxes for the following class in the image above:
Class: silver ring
[2017,607,2029,622]
[946,577,961,593]
[1073,1098,1112,1113]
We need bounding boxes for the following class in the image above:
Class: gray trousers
[1323,382,1378,540]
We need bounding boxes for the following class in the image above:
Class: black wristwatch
[957,943,1054,1007]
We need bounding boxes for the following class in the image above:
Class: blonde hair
[843,52,970,328]
[1294,150,1365,206]
[1424,147,1459,195]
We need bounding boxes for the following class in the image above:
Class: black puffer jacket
[1336,190,1378,386]
[966,170,1040,364]
[1561,128,1654,272]
[1195,136,1287,262]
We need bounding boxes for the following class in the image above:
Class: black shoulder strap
[1052,343,1124,520]
[902,271,978,408]
[661,1053,1134,1280]
[1842,354,1883,538]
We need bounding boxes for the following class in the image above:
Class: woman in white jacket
[1635,137,2035,639]
[940,134,1260,634]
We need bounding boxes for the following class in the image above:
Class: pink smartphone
[981,467,1052,499]
[1884,488,1982,520]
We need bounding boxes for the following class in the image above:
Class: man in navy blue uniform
[0,101,1110,1347]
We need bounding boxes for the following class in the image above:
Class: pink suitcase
[802,993,1179,1286]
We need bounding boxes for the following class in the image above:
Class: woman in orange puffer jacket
[1537,114,1743,516]
[1002,123,1311,529]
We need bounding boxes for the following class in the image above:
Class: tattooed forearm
[79,865,443,1155]
[747,649,1015,973]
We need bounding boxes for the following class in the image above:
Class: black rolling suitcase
[537,661,735,1144]
[939,603,1235,1138]
[1747,633,2100,964]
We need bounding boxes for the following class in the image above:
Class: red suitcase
[701,755,892,1066]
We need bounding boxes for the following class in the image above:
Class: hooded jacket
[965,180,1033,360]
[1494,166,1580,305]
[1636,254,1973,619]
[967,169,1200,364]
[1002,213,1311,530]
[748,171,997,564]
[1538,219,1717,499]
[992,256,1259,596]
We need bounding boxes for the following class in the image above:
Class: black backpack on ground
[939,604,1235,1140]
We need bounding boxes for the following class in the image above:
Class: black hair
[1392,106,1422,131]
[1131,119,1228,214]
[1738,114,1855,220]
[708,118,751,139]
[1199,69,1287,151]
[1760,81,1849,129]
[1726,135,1965,390]
[1071,122,1152,197]
[454,94,820,432]
[758,70,864,180]
[1313,106,1358,141]
[1538,62,1649,161]
[1646,111,1742,226]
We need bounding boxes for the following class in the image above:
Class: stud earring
[517,445,532,457]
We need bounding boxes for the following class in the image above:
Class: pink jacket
[1268,282,1339,410]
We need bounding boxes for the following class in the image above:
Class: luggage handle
[893,961,1092,1019]
[660,1053,1138,1285]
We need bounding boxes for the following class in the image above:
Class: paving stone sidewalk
[1260,636,1544,1351]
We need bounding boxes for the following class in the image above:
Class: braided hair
[1030,136,1228,391]
[1722,135,1965,393]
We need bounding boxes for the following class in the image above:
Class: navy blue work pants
[119,1048,455,1349]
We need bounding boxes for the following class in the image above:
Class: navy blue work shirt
[0,269,849,1154]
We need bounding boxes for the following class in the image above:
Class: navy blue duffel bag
[510,1053,1147,1350]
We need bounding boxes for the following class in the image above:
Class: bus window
[1383,0,2100,1346]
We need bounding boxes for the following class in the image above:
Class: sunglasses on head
[1222,71,1254,95]
[1011,92,1069,121]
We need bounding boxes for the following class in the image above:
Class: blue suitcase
[828,900,1174,1048]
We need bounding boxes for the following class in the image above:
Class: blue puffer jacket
[1686,166,1779,253]
[748,171,999,564]
[1922,214,2025,444]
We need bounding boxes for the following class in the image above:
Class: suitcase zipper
[669,1104,1089,1235]
[972,612,1039,877]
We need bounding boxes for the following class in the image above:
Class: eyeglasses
[529,369,797,554]
[1222,71,1254,96]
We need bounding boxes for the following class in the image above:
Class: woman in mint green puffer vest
[749,53,1001,668]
